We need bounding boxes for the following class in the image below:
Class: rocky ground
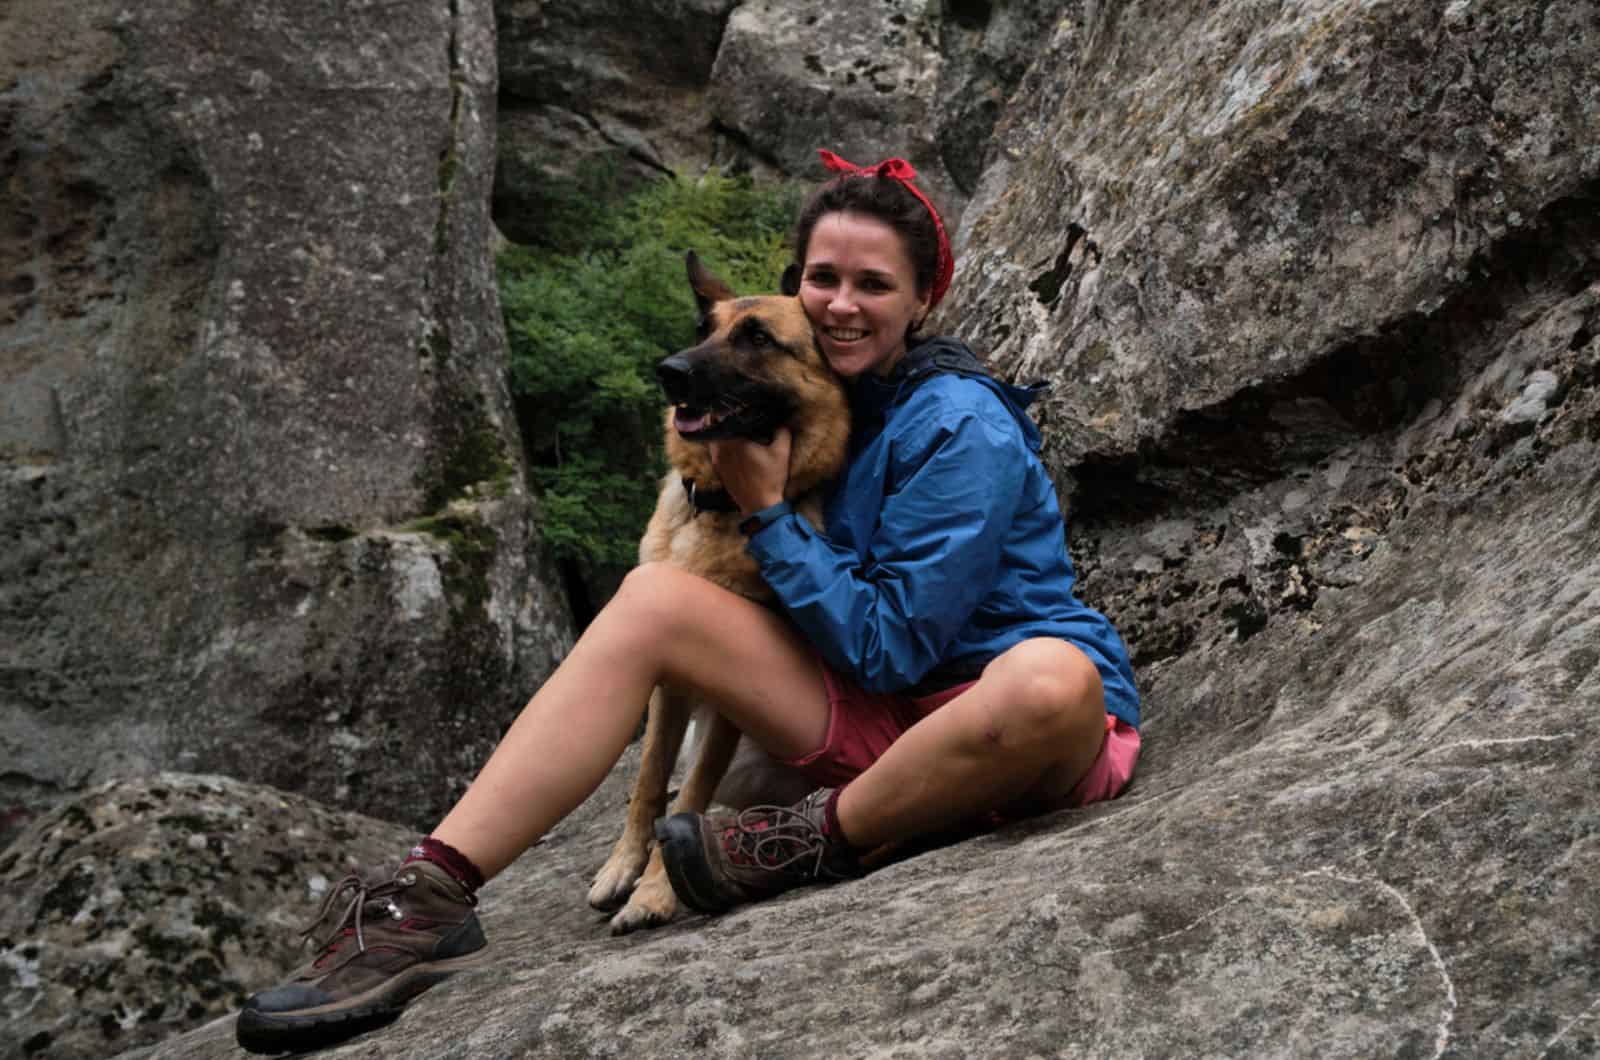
[100,333,1600,1058]
[3,0,1597,1057]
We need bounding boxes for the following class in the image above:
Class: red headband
[818,148,954,310]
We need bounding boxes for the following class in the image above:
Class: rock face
[0,773,414,1059]
[707,0,960,211]
[494,0,740,242]
[492,0,1055,238]
[0,0,574,839]
[7,1,1600,1058]
[709,0,1058,210]
[950,0,1599,465]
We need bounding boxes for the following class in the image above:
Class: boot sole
[235,947,492,1055]
[655,814,728,915]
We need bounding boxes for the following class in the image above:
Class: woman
[236,150,1141,1054]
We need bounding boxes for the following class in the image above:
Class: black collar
[682,477,741,515]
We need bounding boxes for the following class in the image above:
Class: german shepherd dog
[585,252,850,933]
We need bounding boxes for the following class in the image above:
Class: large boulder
[494,0,739,242]
[706,0,1054,220]
[118,346,1600,1058]
[0,774,414,1059]
[949,0,1599,464]
[948,0,1600,698]
[493,0,1060,242]
[0,0,574,839]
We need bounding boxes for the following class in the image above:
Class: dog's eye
[738,319,773,350]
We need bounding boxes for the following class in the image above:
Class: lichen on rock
[0,774,412,1059]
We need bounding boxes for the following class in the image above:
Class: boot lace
[299,869,409,955]
[722,804,851,880]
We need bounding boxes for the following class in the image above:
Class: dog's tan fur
[586,254,850,933]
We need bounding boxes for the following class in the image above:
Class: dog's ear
[686,251,736,318]
[780,263,802,297]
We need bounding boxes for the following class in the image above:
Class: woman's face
[798,211,930,380]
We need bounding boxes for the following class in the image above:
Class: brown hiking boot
[655,788,863,915]
[235,860,490,1054]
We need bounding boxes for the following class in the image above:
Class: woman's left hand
[708,427,791,515]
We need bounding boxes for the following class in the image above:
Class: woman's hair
[792,175,944,301]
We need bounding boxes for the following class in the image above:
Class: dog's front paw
[588,846,648,912]
[608,868,678,935]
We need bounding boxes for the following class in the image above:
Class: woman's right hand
[708,427,792,515]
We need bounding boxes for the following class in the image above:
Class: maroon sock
[822,787,858,854]
[405,836,486,893]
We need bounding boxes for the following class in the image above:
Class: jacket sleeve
[746,392,1026,693]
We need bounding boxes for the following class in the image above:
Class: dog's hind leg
[588,685,690,913]
[608,709,741,935]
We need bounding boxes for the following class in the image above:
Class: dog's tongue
[674,408,710,434]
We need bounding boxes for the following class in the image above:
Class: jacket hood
[849,336,1048,452]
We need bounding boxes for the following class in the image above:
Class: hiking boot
[655,788,863,915]
[235,860,490,1054]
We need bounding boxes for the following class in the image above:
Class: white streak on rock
[1310,868,1457,1059]
[1353,776,1494,860]
[1087,890,1255,958]
[1537,994,1600,1059]
[1419,732,1576,756]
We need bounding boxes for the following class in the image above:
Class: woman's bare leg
[431,562,831,879]
[835,638,1109,850]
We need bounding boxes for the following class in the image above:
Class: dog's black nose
[655,354,693,401]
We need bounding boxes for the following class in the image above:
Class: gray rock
[948,0,1600,464]
[494,0,738,241]
[6,1,1600,1058]
[121,395,1600,1057]
[929,0,1063,196]
[0,0,574,837]
[0,773,413,1059]
[707,0,965,216]
[1500,369,1562,426]
[493,0,1058,238]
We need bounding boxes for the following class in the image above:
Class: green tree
[499,168,802,602]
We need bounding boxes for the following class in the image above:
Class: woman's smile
[799,212,929,379]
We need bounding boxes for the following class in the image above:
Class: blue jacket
[747,337,1141,727]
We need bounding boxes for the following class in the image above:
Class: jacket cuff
[738,499,795,536]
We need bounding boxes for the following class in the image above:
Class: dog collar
[682,477,741,515]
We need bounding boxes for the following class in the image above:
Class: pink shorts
[780,661,1140,809]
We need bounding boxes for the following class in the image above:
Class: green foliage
[499,167,803,574]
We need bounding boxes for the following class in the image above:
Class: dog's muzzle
[654,354,695,405]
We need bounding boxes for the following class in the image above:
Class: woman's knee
[608,562,761,649]
[615,561,692,605]
[981,639,1106,744]
[609,562,705,633]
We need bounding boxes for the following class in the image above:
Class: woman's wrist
[739,499,794,536]
[741,491,785,516]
